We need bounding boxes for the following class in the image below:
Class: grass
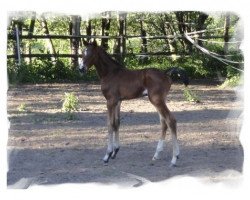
[61,92,79,120]
[183,88,201,103]
[17,103,27,112]
[219,75,243,89]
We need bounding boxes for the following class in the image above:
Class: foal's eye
[84,49,88,56]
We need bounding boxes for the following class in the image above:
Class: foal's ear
[92,40,97,47]
[83,39,89,46]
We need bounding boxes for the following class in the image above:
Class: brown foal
[79,40,188,166]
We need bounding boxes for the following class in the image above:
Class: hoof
[111,148,120,159]
[152,153,161,161]
[103,158,109,165]
[103,161,109,166]
[103,152,112,163]
[177,155,180,159]
[152,156,159,161]
[169,163,177,168]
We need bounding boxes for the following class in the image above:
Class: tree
[69,15,81,69]
[101,12,112,50]
[223,13,230,56]
[40,14,57,58]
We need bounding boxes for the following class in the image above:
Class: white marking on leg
[113,130,120,149]
[103,154,110,162]
[79,60,84,69]
[172,134,179,157]
[152,139,166,160]
[171,132,179,166]
[142,89,148,96]
[171,156,177,166]
[103,129,113,162]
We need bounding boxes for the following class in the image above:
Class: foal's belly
[119,86,145,100]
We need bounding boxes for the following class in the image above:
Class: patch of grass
[61,92,79,120]
[62,92,79,112]
[17,103,27,112]
[219,75,242,88]
[183,88,201,103]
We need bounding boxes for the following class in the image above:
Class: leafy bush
[7,44,243,84]
[7,58,84,83]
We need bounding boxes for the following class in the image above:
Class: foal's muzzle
[79,61,87,74]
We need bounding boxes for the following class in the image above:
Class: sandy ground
[7,81,244,188]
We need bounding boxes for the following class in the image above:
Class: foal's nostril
[79,66,86,74]
[79,62,87,74]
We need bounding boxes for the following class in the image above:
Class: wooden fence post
[14,25,21,66]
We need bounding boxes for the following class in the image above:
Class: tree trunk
[224,13,231,56]
[70,15,81,69]
[175,11,193,53]
[166,24,178,60]
[28,12,36,36]
[116,13,126,63]
[101,12,111,50]
[139,19,148,63]
[162,14,178,60]
[40,16,57,60]
[86,20,91,42]
[28,12,36,64]
[196,12,208,46]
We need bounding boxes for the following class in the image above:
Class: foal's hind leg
[162,107,179,166]
[152,115,167,160]
[150,97,179,166]
[167,113,180,166]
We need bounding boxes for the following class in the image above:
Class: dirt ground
[7,80,244,188]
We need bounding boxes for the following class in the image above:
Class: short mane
[98,47,124,69]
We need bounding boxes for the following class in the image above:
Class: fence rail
[7,34,226,40]
[7,52,189,59]
[7,33,227,60]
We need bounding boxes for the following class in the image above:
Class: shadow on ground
[7,140,243,188]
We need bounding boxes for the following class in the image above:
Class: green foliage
[61,92,79,120]
[183,88,201,103]
[7,59,83,83]
[62,92,79,112]
[219,75,242,88]
[7,11,243,83]
[17,103,27,112]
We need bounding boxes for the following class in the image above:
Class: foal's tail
[165,67,189,86]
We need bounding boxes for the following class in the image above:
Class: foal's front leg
[103,124,113,163]
[103,100,120,163]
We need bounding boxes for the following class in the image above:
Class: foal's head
[79,40,98,74]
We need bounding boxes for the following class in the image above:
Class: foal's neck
[94,48,123,79]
